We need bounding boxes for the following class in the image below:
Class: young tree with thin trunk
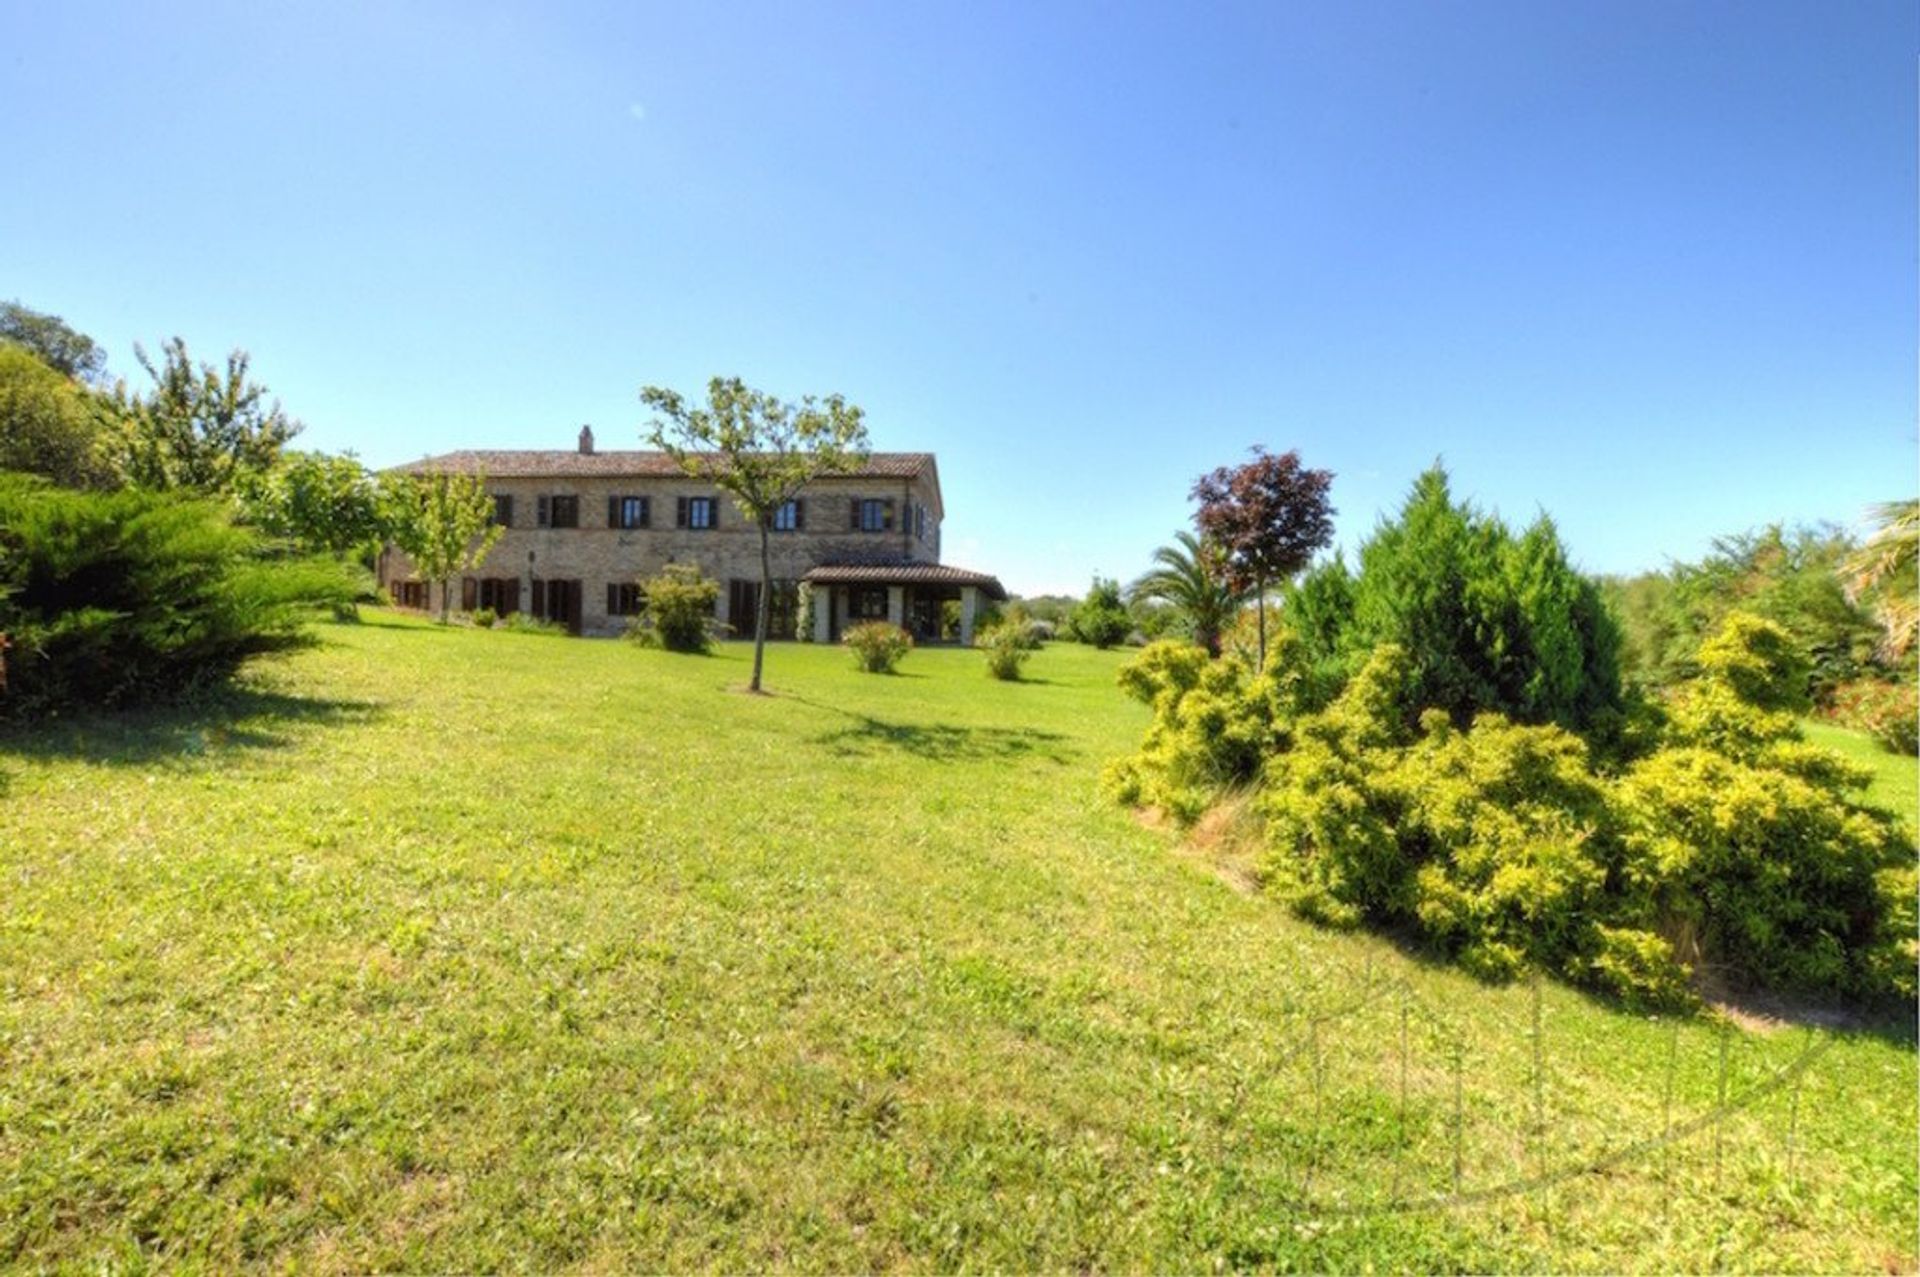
[1192,447,1335,671]
[384,471,503,623]
[641,376,870,693]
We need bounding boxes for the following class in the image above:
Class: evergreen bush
[0,473,351,718]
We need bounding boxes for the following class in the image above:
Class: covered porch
[801,560,1008,646]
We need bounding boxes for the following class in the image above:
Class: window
[852,498,894,533]
[478,577,519,613]
[607,582,645,616]
[773,499,803,531]
[609,495,649,529]
[491,494,514,527]
[393,580,429,609]
[852,586,889,619]
[727,579,800,637]
[537,494,579,528]
[915,504,926,539]
[678,496,717,530]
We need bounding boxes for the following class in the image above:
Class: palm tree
[1842,499,1919,659]
[1129,530,1247,657]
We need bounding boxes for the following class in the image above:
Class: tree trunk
[751,521,772,692]
[1255,572,1267,671]
[439,577,452,624]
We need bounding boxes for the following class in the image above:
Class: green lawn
[1,613,1913,1271]
[1802,717,1919,833]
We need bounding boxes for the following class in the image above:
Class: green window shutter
[850,498,861,530]
[795,498,806,530]
[677,497,688,528]
[537,495,551,528]
[608,496,619,528]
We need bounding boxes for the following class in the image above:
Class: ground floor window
[463,577,520,613]
[392,580,429,609]
[728,578,800,638]
[607,582,645,617]
[851,586,889,621]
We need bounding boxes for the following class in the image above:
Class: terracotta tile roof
[802,558,1007,601]
[386,450,933,480]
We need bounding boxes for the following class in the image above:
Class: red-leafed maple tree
[1191,447,1335,670]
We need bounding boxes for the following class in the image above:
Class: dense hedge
[1106,613,1912,1006]
[0,473,351,717]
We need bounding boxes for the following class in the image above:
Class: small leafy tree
[1068,576,1132,648]
[383,471,503,623]
[115,337,300,492]
[641,376,869,692]
[1128,530,1245,656]
[240,451,387,561]
[1192,447,1335,670]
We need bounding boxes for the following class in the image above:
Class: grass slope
[0,614,1913,1271]
[1802,717,1919,833]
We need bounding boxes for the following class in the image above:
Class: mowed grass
[0,613,1913,1272]
[1802,717,1919,833]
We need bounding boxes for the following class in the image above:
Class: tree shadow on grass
[808,707,1078,765]
[0,686,382,769]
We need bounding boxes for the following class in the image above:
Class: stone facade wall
[379,471,942,637]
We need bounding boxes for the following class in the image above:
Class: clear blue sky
[4,1,1913,595]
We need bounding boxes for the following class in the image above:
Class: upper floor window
[491,494,514,527]
[610,495,650,529]
[678,496,718,530]
[852,498,894,533]
[538,494,579,529]
[773,499,804,532]
[915,504,927,539]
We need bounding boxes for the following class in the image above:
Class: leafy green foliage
[1128,530,1245,656]
[1604,524,1884,705]
[1067,576,1131,648]
[0,344,118,487]
[844,620,912,673]
[980,626,1032,680]
[0,299,107,383]
[113,337,300,492]
[1103,639,1279,822]
[239,450,387,561]
[1288,466,1624,738]
[381,471,503,622]
[1251,614,1910,1004]
[643,375,869,690]
[634,564,719,653]
[0,473,351,717]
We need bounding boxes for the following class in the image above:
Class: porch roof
[802,558,1007,601]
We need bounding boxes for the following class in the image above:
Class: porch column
[813,585,833,642]
[959,586,979,646]
[886,585,904,627]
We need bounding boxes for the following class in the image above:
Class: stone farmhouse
[379,427,1007,642]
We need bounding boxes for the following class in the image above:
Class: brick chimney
[578,424,595,455]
